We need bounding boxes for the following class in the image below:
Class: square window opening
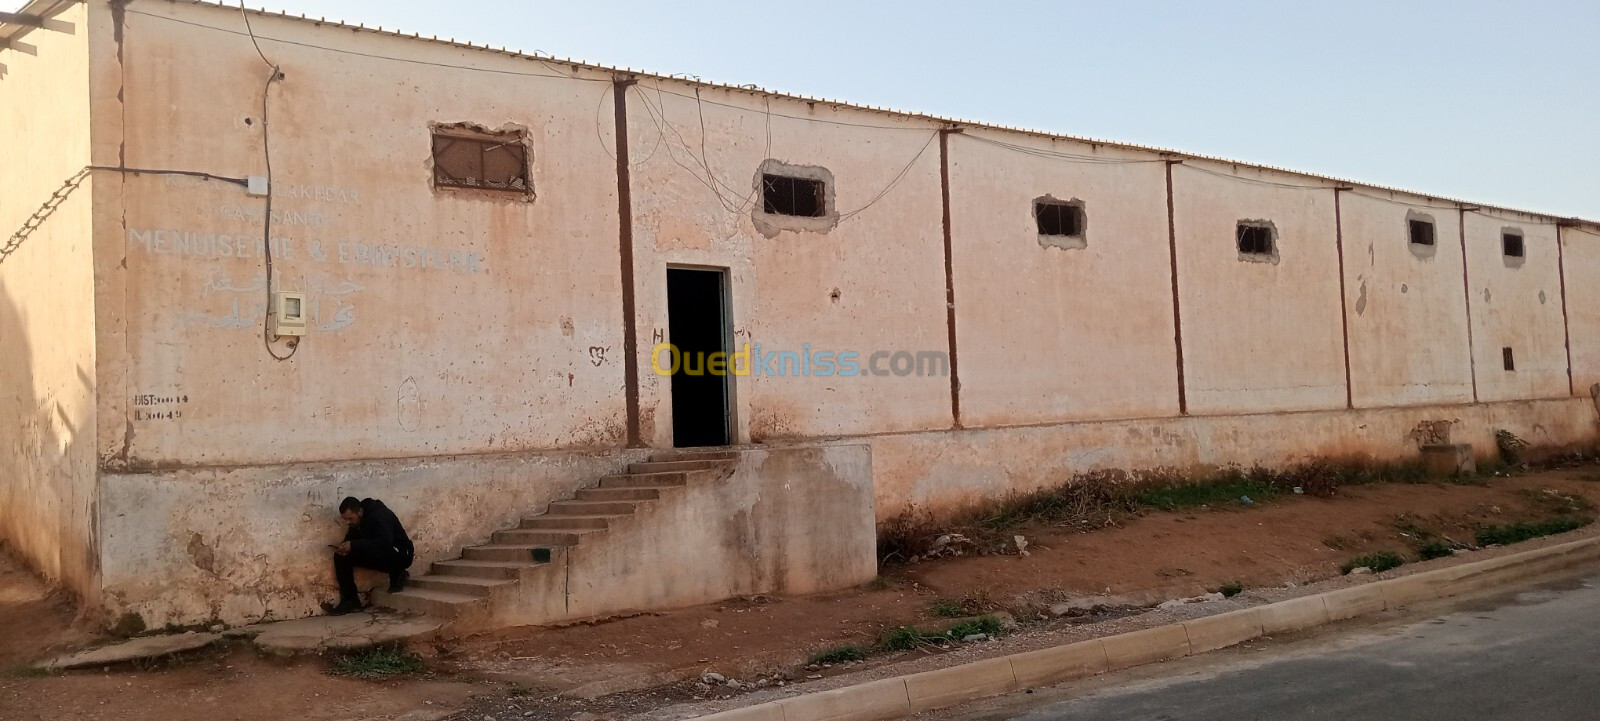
[1503,232,1525,258]
[432,131,529,193]
[1409,219,1435,246]
[1035,201,1085,237]
[1503,347,1515,371]
[1237,223,1275,256]
[762,174,826,217]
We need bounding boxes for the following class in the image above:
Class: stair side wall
[96,448,648,629]
[483,443,876,630]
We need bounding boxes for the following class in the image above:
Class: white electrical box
[246,176,270,197]
[269,291,309,337]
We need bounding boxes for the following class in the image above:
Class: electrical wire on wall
[240,2,296,361]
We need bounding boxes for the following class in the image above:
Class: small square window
[1503,346,1515,371]
[1502,232,1525,258]
[762,174,826,217]
[1035,201,1085,237]
[432,130,529,193]
[1237,223,1275,256]
[1408,219,1435,246]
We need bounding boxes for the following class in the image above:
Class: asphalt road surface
[938,569,1600,721]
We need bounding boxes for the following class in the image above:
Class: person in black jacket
[327,496,415,615]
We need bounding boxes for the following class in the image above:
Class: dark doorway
[666,268,731,447]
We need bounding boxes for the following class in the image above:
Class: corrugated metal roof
[5,0,1594,228]
[0,0,74,48]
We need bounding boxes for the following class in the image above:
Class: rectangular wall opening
[1408,219,1435,246]
[666,268,732,447]
[1503,346,1516,371]
[1503,232,1525,258]
[1035,201,1085,237]
[762,174,826,217]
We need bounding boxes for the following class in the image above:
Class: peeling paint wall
[868,397,1597,521]
[0,2,100,603]
[97,449,647,628]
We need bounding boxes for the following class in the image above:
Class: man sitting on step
[326,496,416,615]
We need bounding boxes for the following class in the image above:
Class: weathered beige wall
[624,82,950,444]
[1171,163,1347,414]
[947,131,1179,426]
[97,449,646,628]
[870,397,1598,520]
[1463,212,1569,402]
[0,2,100,601]
[1338,193,1474,407]
[95,2,628,469]
[1565,226,1600,393]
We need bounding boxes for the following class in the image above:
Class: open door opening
[666,268,731,447]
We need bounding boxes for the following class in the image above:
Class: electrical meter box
[269,290,309,337]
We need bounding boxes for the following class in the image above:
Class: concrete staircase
[374,449,737,627]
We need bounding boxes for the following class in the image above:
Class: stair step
[599,471,689,489]
[465,541,570,562]
[432,559,542,579]
[575,487,667,502]
[383,587,486,617]
[650,449,739,462]
[519,514,617,530]
[492,529,596,545]
[547,499,639,515]
[630,460,730,474]
[408,574,514,597]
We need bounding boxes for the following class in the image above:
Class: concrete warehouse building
[4,0,1599,630]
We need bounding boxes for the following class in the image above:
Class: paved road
[943,570,1600,721]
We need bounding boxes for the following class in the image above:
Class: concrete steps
[378,451,736,626]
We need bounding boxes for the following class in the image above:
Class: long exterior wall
[4,0,1599,626]
[0,2,100,602]
[870,397,1599,520]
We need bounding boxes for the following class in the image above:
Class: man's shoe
[323,599,361,616]
[388,570,409,593]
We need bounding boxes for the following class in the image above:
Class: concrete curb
[689,535,1600,721]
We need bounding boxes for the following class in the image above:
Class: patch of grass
[809,645,869,664]
[1138,475,1276,511]
[943,615,1006,639]
[506,683,535,697]
[877,625,930,652]
[1417,539,1455,560]
[1218,581,1244,598]
[330,647,425,679]
[929,598,967,618]
[1341,551,1405,575]
[1475,517,1591,547]
[7,664,54,678]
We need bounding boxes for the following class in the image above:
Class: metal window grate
[1409,219,1435,246]
[432,133,529,192]
[1502,232,1524,258]
[1035,201,1084,236]
[762,174,825,217]
[1237,223,1274,255]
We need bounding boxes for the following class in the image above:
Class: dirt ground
[3,466,1599,721]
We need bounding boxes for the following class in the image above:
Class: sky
[11,1,1599,217]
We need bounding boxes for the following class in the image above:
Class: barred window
[432,130,529,193]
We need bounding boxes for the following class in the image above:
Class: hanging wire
[240,2,297,361]
[959,133,1166,165]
